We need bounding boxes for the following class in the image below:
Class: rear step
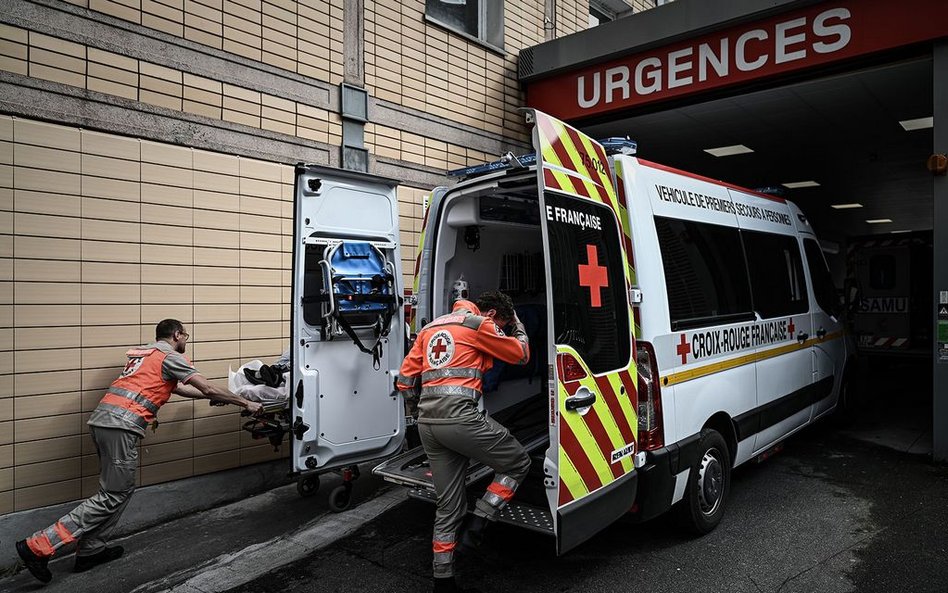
[407,488,554,535]
[373,430,548,490]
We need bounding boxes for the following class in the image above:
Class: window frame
[424,0,505,55]
[654,216,755,332]
[741,229,810,319]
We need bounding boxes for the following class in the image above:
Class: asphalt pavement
[3,358,946,593]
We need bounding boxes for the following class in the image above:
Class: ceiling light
[782,180,820,189]
[899,116,933,131]
[891,230,912,234]
[830,203,863,209]
[866,219,893,224]
[703,144,753,157]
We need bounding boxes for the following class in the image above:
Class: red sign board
[526,0,948,121]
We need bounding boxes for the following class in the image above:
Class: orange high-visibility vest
[94,348,179,432]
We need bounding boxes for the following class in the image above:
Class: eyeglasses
[177,331,190,340]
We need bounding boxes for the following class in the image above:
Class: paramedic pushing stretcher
[397,291,531,593]
[15,319,263,585]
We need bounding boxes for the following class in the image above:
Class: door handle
[816,328,827,339]
[797,332,809,344]
[565,390,597,412]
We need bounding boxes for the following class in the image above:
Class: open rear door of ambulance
[290,164,406,477]
[528,111,640,554]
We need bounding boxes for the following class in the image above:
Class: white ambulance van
[286,110,853,550]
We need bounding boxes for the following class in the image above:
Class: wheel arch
[703,411,738,466]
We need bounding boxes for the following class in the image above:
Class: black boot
[457,515,489,554]
[15,540,52,584]
[74,545,124,573]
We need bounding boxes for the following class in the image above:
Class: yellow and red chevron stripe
[535,113,617,209]
[556,346,639,506]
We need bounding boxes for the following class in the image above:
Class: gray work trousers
[419,414,531,578]
[28,426,139,558]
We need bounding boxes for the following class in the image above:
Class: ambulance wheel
[676,428,730,535]
[297,475,320,498]
[328,484,353,512]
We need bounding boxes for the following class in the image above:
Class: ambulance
[285,109,854,551]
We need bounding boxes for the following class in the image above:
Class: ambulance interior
[378,176,555,516]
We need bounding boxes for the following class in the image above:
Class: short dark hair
[475,290,515,320]
[156,319,185,340]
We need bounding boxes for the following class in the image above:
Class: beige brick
[82,367,121,392]
[141,283,192,305]
[14,119,79,151]
[82,344,131,369]
[0,444,11,468]
[81,282,141,304]
[141,263,193,284]
[15,457,81,488]
[15,413,81,441]
[142,162,192,187]
[140,89,183,111]
[239,442,283,464]
[88,77,139,100]
[81,304,140,326]
[15,326,81,350]
[193,285,233,303]
[191,321,239,342]
[15,435,82,465]
[194,228,238,249]
[15,212,81,239]
[239,231,280,251]
[16,167,81,195]
[81,239,142,263]
[142,244,192,265]
[82,261,141,283]
[194,303,238,322]
[238,267,282,287]
[0,24,28,45]
[142,203,192,226]
[141,458,192,485]
[194,170,240,193]
[142,304,192,325]
[82,196,140,222]
[15,346,81,373]
[0,398,9,421]
[13,304,79,327]
[142,223,191,246]
[191,266,238,285]
[14,189,81,217]
[88,60,139,88]
[15,478,81,511]
[29,62,85,89]
[222,109,260,127]
[144,13,185,36]
[82,218,140,242]
[194,246,238,267]
[15,282,80,304]
[11,236,80,260]
[142,182,192,208]
[142,140,193,168]
[190,339,239,362]
[139,418,192,445]
[89,0,143,22]
[82,175,140,201]
[14,143,81,174]
[81,324,141,348]
[15,392,81,420]
[183,100,222,119]
[193,450,239,474]
[185,26,223,49]
[194,208,239,232]
[183,85,222,107]
[193,149,238,174]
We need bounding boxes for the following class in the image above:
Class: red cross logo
[677,334,691,365]
[431,338,448,358]
[787,318,795,339]
[578,244,609,308]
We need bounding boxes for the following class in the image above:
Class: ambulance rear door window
[743,231,809,319]
[655,217,754,331]
[546,192,631,374]
[803,239,840,316]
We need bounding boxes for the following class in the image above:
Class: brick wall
[0,0,595,515]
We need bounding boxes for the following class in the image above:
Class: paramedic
[396,291,531,592]
[15,319,263,584]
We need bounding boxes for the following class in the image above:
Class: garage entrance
[518,0,947,460]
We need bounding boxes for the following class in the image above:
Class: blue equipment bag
[322,241,398,368]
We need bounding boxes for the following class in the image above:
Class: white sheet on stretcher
[228,360,289,405]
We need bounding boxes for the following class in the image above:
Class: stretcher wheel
[297,475,320,498]
[328,483,353,512]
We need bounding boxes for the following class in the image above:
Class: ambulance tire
[297,475,320,498]
[328,483,353,512]
[675,429,730,535]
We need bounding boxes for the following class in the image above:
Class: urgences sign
[525,0,948,120]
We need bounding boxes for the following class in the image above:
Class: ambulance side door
[802,237,844,418]
[291,165,405,474]
[728,190,813,452]
[529,110,639,554]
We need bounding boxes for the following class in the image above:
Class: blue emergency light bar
[448,137,637,179]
